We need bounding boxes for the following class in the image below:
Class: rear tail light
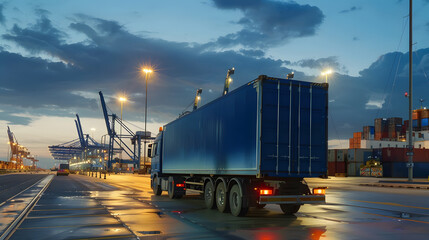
[259,189,273,195]
[312,188,326,195]
[176,183,185,188]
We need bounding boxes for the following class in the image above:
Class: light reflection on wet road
[4,174,429,239]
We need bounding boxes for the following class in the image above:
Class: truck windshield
[152,143,157,157]
[59,164,69,170]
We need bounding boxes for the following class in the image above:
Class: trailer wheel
[152,176,162,196]
[215,182,229,213]
[204,181,216,209]
[280,204,301,215]
[229,184,249,217]
[168,176,184,199]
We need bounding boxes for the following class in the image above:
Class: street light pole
[119,97,127,162]
[407,0,414,182]
[142,68,153,171]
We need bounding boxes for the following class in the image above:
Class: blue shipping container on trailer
[161,75,328,178]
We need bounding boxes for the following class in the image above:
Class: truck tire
[152,176,162,196]
[168,176,184,199]
[229,184,249,217]
[216,182,229,213]
[204,181,216,209]
[280,204,301,215]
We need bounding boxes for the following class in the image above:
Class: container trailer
[150,75,328,216]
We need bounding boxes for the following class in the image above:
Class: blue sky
[1,0,429,168]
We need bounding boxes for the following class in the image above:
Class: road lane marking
[31,207,105,212]
[352,200,429,210]
[25,214,112,219]
[17,223,124,230]
[72,235,135,240]
[362,212,429,224]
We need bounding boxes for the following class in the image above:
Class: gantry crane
[7,126,38,169]
[49,114,112,170]
[99,91,154,170]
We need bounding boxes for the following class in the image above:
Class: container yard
[332,109,429,178]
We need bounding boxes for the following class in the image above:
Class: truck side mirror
[147,148,152,157]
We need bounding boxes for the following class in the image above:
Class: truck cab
[150,132,163,195]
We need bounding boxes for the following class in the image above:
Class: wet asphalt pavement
[0,174,46,204]
[10,174,135,240]
[2,173,429,240]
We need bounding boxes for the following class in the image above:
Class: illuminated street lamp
[142,68,153,169]
[321,69,333,83]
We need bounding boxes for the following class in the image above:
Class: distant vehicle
[151,75,328,217]
[57,164,70,176]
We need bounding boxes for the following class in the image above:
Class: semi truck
[150,75,328,217]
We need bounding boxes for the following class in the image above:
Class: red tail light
[260,189,273,195]
[176,183,185,188]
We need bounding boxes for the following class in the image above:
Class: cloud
[0,15,296,126]
[0,4,5,24]
[2,13,429,145]
[339,6,361,14]
[238,49,265,57]
[327,48,429,139]
[208,0,324,49]
[295,56,342,71]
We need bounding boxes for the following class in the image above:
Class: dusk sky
[1,0,429,169]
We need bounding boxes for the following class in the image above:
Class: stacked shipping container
[347,149,373,176]
[328,148,429,177]
[388,117,402,140]
[374,118,388,140]
[381,148,429,177]
[349,132,362,149]
[412,109,429,131]
[363,126,375,140]
[327,149,347,176]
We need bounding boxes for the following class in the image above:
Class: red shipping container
[336,161,346,173]
[382,148,429,163]
[404,120,409,129]
[375,132,381,140]
[328,162,336,176]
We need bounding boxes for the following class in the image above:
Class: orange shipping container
[354,137,361,144]
[422,109,429,119]
[353,132,362,139]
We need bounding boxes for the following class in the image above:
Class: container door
[260,79,327,177]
